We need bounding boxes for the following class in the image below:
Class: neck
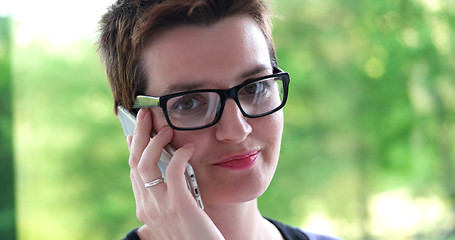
[203,200,282,240]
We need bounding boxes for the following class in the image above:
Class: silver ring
[144,177,165,188]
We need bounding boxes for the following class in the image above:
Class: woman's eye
[174,97,200,110]
[244,84,260,94]
[242,80,270,95]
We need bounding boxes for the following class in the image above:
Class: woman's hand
[127,108,224,240]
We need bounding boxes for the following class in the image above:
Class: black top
[264,217,310,240]
[122,217,342,240]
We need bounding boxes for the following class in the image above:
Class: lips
[214,150,260,170]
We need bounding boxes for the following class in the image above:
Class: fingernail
[158,126,172,135]
[182,143,194,150]
[126,135,132,146]
[137,108,148,121]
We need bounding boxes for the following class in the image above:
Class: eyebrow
[161,64,272,95]
[161,82,206,95]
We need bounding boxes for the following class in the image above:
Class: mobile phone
[117,106,204,209]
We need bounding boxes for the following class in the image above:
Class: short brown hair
[98,0,277,114]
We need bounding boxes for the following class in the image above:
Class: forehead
[141,15,272,96]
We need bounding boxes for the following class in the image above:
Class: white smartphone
[117,105,204,209]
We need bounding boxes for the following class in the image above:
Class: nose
[215,99,252,142]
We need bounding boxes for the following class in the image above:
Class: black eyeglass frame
[133,67,290,131]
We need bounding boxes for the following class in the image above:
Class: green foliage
[0,15,16,240]
[10,1,455,239]
[13,42,138,239]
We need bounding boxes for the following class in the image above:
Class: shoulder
[301,231,344,240]
[122,228,140,240]
[265,217,343,240]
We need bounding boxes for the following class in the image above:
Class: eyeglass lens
[165,76,285,129]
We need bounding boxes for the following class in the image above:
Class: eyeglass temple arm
[134,95,160,108]
[274,67,285,74]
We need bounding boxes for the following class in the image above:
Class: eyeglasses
[133,68,290,130]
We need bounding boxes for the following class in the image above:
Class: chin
[201,168,275,205]
[205,187,267,205]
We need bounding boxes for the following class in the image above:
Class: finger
[166,144,197,205]
[130,169,150,223]
[127,135,133,152]
[138,126,173,190]
[129,108,153,168]
[130,170,143,210]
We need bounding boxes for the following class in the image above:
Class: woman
[98,0,342,239]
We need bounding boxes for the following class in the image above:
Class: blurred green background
[1,0,454,239]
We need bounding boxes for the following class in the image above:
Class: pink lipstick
[214,151,259,170]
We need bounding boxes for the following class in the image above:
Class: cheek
[259,111,284,142]
[260,112,284,161]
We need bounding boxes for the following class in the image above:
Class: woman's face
[141,15,283,205]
